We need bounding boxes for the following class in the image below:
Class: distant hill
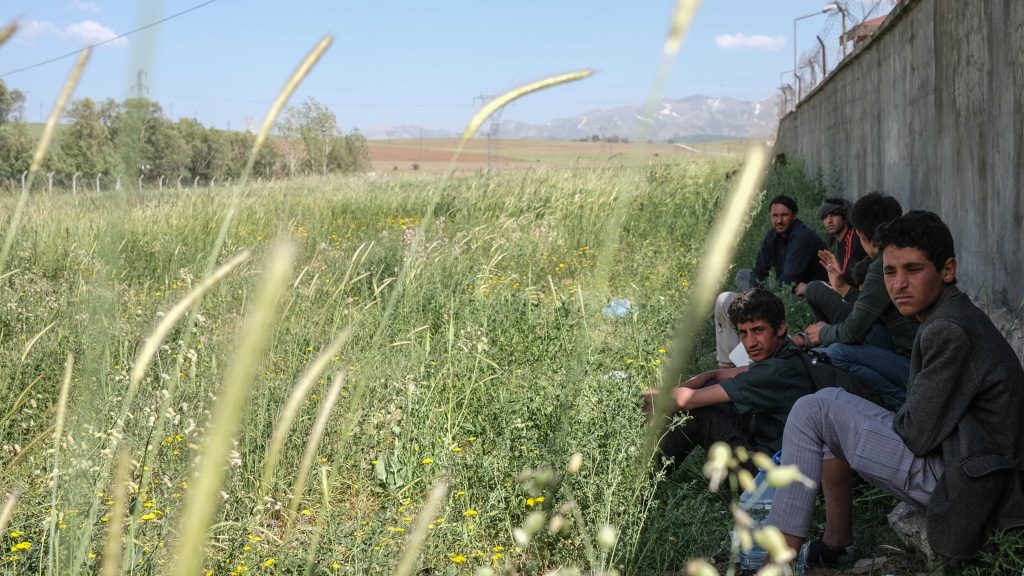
[365,95,778,142]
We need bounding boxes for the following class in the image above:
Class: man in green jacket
[645,289,817,473]
[792,192,918,409]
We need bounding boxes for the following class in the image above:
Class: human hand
[795,282,807,297]
[818,250,849,294]
[804,321,826,346]
[818,249,840,274]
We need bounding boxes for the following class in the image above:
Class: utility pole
[131,69,149,99]
[474,94,505,173]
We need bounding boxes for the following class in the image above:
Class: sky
[1,1,895,135]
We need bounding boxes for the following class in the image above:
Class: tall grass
[0,163,752,574]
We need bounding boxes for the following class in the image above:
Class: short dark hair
[850,191,902,242]
[876,210,956,274]
[768,194,798,215]
[728,288,786,331]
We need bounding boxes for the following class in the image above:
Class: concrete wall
[776,0,1024,313]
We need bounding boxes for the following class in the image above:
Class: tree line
[0,80,370,189]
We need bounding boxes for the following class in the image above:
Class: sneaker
[804,538,856,568]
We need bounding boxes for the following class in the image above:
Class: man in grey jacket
[765,211,1024,566]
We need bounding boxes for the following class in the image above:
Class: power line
[1,0,221,78]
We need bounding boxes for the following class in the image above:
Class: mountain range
[365,95,779,142]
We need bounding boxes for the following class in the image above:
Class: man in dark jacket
[715,195,826,367]
[746,194,828,288]
[765,211,1024,566]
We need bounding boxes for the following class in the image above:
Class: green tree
[55,98,117,177]
[0,80,32,182]
[278,97,368,176]
[276,107,305,177]
[296,97,339,175]
[175,118,231,183]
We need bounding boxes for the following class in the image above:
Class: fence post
[158,175,165,190]
[177,175,184,189]
[210,177,216,188]
[72,173,80,196]
[47,172,54,195]
[138,175,143,191]
[95,175,100,193]
[194,176,200,188]
[20,171,27,192]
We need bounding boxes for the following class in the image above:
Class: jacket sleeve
[893,320,975,455]
[778,227,823,285]
[817,257,887,346]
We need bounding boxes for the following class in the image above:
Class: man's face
[736,319,787,363]
[770,204,795,235]
[882,245,956,320]
[822,211,847,238]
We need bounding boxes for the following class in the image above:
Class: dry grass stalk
[244,36,332,182]
[130,249,251,387]
[287,369,347,519]
[0,492,19,536]
[203,36,331,278]
[19,321,56,363]
[648,145,768,460]
[171,241,295,576]
[391,480,449,576]
[260,327,353,497]
[455,70,592,161]
[100,450,131,576]
[48,353,75,573]
[0,22,17,46]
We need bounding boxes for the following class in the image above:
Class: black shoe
[804,538,856,568]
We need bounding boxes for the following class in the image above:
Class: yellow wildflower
[421,458,433,465]
[464,510,478,517]
[450,554,467,564]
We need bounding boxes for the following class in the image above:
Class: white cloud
[67,0,101,13]
[65,20,126,46]
[15,18,126,48]
[17,19,61,45]
[714,33,786,51]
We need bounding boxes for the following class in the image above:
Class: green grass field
[0,161,752,574]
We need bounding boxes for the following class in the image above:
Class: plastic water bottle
[601,298,633,318]
[736,451,783,571]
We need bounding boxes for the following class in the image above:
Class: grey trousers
[766,388,944,538]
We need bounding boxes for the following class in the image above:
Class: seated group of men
[644,193,1024,568]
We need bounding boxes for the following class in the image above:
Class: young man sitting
[715,195,827,368]
[792,192,919,409]
[644,289,817,474]
[794,197,867,300]
[765,211,1024,566]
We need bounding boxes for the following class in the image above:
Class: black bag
[782,348,902,412]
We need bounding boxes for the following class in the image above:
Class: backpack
[780,347,902,412]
